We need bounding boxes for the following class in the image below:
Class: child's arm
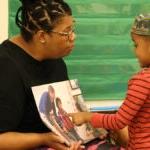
[69,75,149,130]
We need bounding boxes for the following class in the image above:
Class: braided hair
[16,0,72,42]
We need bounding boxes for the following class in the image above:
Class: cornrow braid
[51,1,65,14]
[16,0,72,42]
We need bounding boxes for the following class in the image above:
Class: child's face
[58,101,62,108]
[131,33,150,67]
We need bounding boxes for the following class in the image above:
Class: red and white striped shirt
[90,68,150,149]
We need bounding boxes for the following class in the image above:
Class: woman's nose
[69,32,76,41]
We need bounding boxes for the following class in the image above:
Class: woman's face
[131,33,150,67]
[43,15,76,59]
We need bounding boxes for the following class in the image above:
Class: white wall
[0,0,8,43]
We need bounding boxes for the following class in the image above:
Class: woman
[0,0,81,149]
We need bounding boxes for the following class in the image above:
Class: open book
[32,79,102,146]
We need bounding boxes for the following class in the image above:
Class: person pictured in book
[47,85,62,127]
[55,97,83,142]
[39,91,54,125]
[0,0,82,149]
[73,95,87,112]
[39,85,60,126]
[69,14,150,150]
[39,88,72,144]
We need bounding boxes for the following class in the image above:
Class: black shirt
[0,40,69,133]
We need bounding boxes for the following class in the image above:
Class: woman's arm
[0,132,65,150]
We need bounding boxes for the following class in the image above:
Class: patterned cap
[131,14,150,36]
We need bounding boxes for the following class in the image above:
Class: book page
[32,79,99,145]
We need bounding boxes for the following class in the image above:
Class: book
[31,79,102,146]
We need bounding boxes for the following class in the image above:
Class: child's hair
[55,97,62,108]
[131,13,150,36]
[16,0,72,42]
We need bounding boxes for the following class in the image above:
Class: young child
[69,13,150,149]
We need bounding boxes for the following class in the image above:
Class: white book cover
[32,79,100,146]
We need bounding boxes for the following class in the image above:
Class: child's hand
[69,112,92,126]
[109,127,129,147]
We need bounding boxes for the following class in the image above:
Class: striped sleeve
[90,76,150,130]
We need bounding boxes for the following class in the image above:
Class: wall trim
[0,0,8,43]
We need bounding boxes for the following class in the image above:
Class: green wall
[9,0,150,100]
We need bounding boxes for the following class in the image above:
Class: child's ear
[148,42,150,53]
[148,48,150,55]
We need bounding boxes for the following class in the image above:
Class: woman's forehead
[54,16,75,30]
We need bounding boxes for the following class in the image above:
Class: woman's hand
[47,140,83,150]
[68,141,83,150]
[41,132,83,150]
[41,132,67,149]
[42,132,65,145]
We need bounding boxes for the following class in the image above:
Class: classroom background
[0,0,150,101]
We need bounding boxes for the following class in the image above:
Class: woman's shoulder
[0,39,17,58]
[0,40,22,78]
[0,40,16,65]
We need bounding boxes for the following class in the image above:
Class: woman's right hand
[41,132,82,150]
[68,141,83,150]
[42,132,65,146]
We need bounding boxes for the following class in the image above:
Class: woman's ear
[36,30,46,44]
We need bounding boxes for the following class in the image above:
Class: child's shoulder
[131,68,150,82]
[128,68,150,88]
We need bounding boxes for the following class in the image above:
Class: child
[69,13,150,149]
